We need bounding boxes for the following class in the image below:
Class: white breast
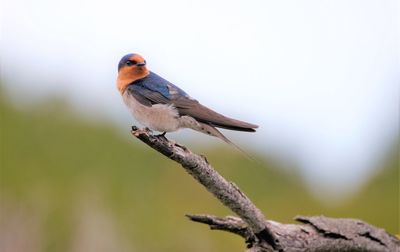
[122,91,181,132]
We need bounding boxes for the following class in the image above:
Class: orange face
[127,54,146,66]
[117,53,150,94]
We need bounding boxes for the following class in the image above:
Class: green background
[1,90,398,252]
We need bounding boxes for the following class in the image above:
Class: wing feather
[174,98,258,132]
[126,73,258,132]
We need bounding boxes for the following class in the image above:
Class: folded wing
[126,74,258,132]
[173,97,258,132]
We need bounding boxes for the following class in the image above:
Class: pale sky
[1,0,399,201]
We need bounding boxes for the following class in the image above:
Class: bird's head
[117,53,149,94]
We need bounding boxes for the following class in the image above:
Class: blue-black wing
[126,71,190,104]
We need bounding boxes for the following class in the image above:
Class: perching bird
[116,53,258,146]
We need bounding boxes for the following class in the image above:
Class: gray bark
[131,126,399,252]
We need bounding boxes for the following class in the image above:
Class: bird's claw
[156,132,168,141]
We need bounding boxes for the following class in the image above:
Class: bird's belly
[122,92,180,132]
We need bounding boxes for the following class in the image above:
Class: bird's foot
[157,132,167,137]
[156,132,169,141]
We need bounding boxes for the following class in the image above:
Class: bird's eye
[126,60,137,66]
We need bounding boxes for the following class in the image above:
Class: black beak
[136,62,146,66]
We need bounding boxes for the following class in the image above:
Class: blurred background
[1,0,399,251]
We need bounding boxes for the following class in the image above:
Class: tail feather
[177,101,258,132]
[209,122,257,132]
[197,122,256,161]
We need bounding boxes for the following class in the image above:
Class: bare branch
[186,214,252,239]
[130,126,399,252]
[131,127,277,249]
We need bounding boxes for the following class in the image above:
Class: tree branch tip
[185,214,248,229]
[185,213,199,220]
[185,214,214,224]
[130,125,149,137]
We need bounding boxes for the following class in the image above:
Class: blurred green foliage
[0,90,398,252]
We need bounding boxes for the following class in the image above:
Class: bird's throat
[117,68,149,94]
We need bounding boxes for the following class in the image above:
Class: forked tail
[197,122,257,161]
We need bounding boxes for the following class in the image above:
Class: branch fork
[131,126,399,252]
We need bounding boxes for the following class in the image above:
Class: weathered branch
[131,126,399,252]
[187,214,400,252]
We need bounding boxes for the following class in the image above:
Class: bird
[116,53,258,147]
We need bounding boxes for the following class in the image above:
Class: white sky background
[1,0,399,201]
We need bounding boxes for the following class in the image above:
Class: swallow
[117,53,258,146]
